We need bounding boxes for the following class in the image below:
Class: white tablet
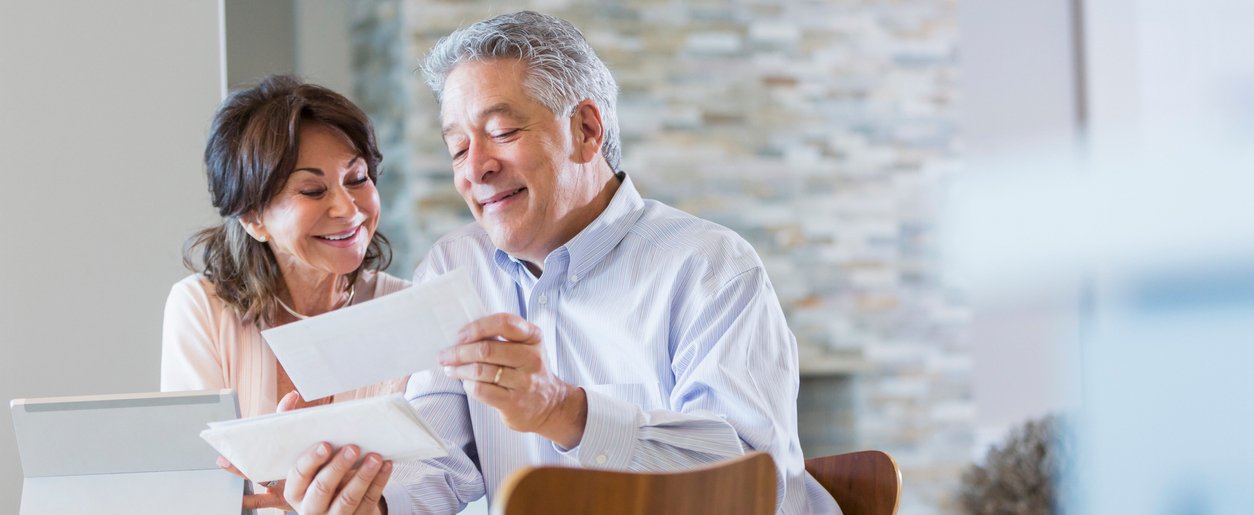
[10,389,243,515]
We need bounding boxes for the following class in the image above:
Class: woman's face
[254,123,380,279]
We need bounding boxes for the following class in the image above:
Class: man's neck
[518,168,623,277]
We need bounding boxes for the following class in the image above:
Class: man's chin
[487,231,530,257]
[485,229,516,250]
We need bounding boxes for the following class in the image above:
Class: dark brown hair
[184,75,391,325]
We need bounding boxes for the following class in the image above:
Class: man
[280,11,839,515]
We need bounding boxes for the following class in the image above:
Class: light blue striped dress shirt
[382,175,839,514]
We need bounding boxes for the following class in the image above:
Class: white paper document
[263,267,488,400]
[200,394,448,482]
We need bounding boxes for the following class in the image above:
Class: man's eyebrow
[441,102,526,137]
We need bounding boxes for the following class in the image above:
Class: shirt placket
[519,267,555,376]
[531,284,560,374]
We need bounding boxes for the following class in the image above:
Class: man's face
[439,58,592,264]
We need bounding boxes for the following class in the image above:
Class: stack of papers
[200,394,447,482]
[262,267,488,400]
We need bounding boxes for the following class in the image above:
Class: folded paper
[200,394,447,482]
[263,267,488,400]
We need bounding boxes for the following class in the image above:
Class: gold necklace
[275,285,355,320]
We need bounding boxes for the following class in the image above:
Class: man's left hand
[440,313,587,448]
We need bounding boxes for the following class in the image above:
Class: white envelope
[263,267,488,400]
[200,394,447,482]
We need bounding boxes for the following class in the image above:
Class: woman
[162,75,401,513]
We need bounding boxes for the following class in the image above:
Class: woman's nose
[327,185,357,217]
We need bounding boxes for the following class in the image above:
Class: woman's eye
[348,174,370,186]
[492,129,519,139]
[299,189,326,198]
[451,149,467,161]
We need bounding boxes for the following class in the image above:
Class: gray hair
[421,11,622,172]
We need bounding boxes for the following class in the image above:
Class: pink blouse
[160,270,411,418]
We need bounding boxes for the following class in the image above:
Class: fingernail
[365,455,381,468]
[216,456,229,468]
[343,446,358,460]
[316,444,329,457]
[442,366,454,376]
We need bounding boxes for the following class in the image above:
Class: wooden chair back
[494,451,777,515]
[804,450,902,515]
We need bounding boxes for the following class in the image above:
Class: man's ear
[569,100,605,165]
[238,213,270,243]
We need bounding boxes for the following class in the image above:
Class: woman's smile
[314,224,365,248]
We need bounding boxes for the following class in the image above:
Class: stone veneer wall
[353,1,970,512]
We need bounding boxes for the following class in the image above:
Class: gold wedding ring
[493,366,504,385]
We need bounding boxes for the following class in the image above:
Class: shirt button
[595,454,608,465]
[538,294,548,305]
[569,274,580,283]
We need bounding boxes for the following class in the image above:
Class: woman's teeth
[319,228,356,240]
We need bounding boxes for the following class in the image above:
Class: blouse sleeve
[160,276,226,392]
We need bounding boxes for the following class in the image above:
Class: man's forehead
[440,101,529,136]
[439,59,544,116]
[441,59,523,102]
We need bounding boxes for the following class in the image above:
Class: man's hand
[440,313,588,448]
[283,443,392,515]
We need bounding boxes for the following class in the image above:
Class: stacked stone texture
[354,1,969,512]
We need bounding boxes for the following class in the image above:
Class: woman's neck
[277,264,353,319]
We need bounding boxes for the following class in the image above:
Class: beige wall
[223,0,355,98]
[0,1,224,509]
[224,0,295,88]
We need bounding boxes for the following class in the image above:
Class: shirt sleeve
[564,267,802,509]
[160,277,227,392]
[380,259,487,515]
[381,371,487,515]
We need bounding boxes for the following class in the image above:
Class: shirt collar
[492,172,645,281]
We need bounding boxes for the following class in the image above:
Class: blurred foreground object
[959,415,1068,515]
[941,137,1254,513]
[806,450,902,515]
[494,452,777,515]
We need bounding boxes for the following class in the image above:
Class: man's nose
[465,140,500,184]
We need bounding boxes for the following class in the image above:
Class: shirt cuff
[565,387,640,469]
[381,482,413,515]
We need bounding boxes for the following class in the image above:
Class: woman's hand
[216,456,294,511]
[214,390,304,511]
